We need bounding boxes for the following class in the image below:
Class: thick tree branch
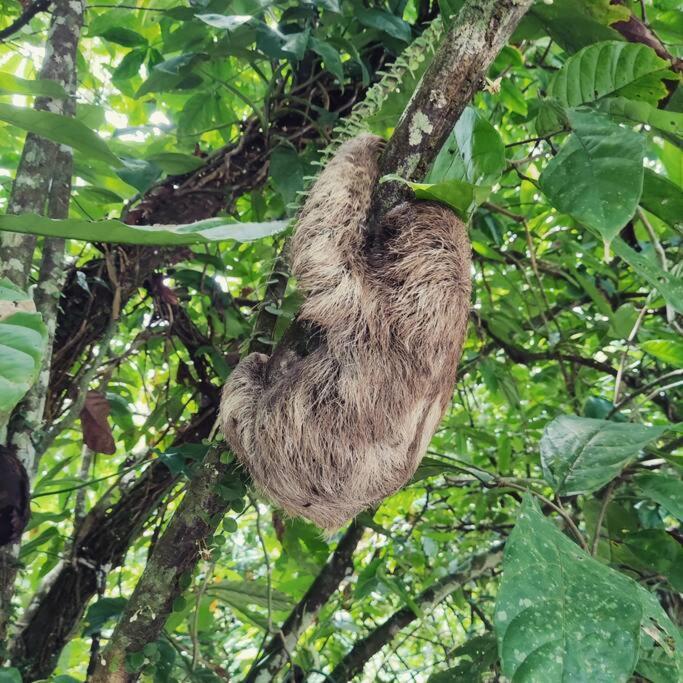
[244,521,366,683]
[368,0,534,226]
[328,545,503,682]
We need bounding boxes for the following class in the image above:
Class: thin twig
[591,481,616,556]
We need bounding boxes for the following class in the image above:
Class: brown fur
[220,135,471,531]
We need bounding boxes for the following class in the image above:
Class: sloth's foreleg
[219,352,269,461]
[289,135,383,332]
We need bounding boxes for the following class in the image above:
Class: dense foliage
[0,0,681,681]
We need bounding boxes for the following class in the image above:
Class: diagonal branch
[244,520,366,683]
[0,0,52,41]
[328,544,504,682]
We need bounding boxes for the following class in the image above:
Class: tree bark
[87,0,533,677]
[244,521,366,683]
[328,545,503,682]
[0,0,84,644]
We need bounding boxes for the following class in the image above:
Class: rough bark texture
[89,448,230,682]
[0,0,84,645]
[11,414,213,680]
[0,0,83,288]
[328,546,504,682]
[87,0,533,675]
[244,521,366,683]
[367,0,534,228]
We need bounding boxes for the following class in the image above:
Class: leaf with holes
[540,415,667,495]
[539,110,645,244]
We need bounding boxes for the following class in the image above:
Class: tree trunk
[0,0,85,644]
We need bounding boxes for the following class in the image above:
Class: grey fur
[220,135,471,531]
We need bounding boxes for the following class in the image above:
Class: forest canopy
[0,0,681,681]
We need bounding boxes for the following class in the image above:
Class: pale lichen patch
[408,111,433,146]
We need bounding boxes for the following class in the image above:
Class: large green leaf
[0,72,68,98]
[207,580,293,612]
[540,415,667,495]
[611,238,683,315]
[539,110,645,243]
[428,107,506,186]
[640,169,683,231]
[494,496,642,682]
[0,103,120,167]
[548,41,672,107]
[595,97,683,136]
[0,280,47,421]
[635,473,683,521]
[640,339,683,367]
[0,213,288,246]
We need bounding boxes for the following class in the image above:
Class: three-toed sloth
[220,134,471,531]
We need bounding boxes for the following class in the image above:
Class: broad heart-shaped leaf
[494,496,643,682]
[539,110,645,244]
[611,238,683,315]
[0,103,120,168]
[0,213,288,246]
[635,473,683,522]
[548,41,672,107]
[540,415,666,495]
[428,107,506,186]
[0,310,47,420]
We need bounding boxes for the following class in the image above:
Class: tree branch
[328,545,503,682]
[244,521,366,683]
[0,0,52,41]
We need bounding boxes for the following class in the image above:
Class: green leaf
[0,72,67,98]
[539,110,645,244]
[357,8,412,42]
[0,668,21,683]
[548,41,672,107]
[0,103,120,167]
[208,581,293,612]
[494,495,642,682]
[310,37,344,83]
[428,107,505,186]
[640,169,683,231]
[95,27,148,47]
[196,14,253,31]
[112,49,147,82]
[595,97,683,136]
[0,213,288,246]
[641,339,683,367]
[635,473,683,521]
[145,152,205,175]
[540,415,666,495]
[614,529,683,591]
[611,238,683,315]
[0,284,47,421]
[269,146,304,206]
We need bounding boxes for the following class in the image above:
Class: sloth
[220,134,471,531]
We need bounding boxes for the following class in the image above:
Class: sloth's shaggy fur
[220,134,471,531]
